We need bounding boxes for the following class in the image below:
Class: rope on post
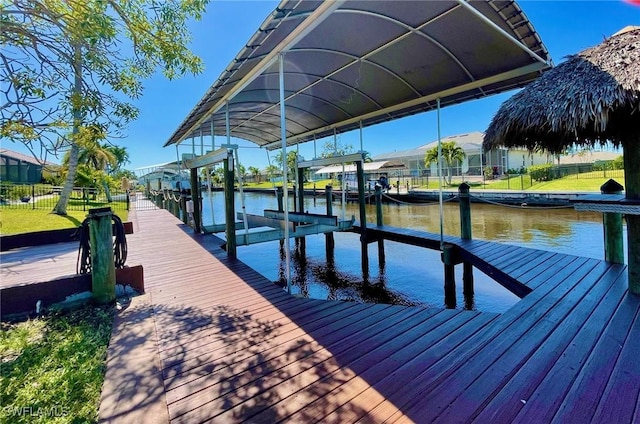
[76,211,128,274]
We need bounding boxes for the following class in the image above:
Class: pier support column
[276,186,284,212]
[190,168,201,233]
[180,195,188,224]
[88,207,116,304]
[325,185,335,254]
[459,183,474,296]
[296,167,306,253]
[224,152,236,258]
[375,185,386,269]
[442,243,456,309]
[601,179,624,265]
[356,160,369,282]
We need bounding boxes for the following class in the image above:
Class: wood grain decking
[96,209,640,423]
[4,206,638,423]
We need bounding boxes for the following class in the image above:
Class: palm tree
[106,145,130,174]
[75,139,117,201]
[248,166,261,183]
[424,141,466,185]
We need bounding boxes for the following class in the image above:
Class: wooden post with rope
[88,207,116,304]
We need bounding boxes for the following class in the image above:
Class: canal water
[199,191,627,313]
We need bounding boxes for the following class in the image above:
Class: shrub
[612,155,624,170]
[528,164,554,182]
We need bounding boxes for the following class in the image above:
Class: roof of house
[0,148,57,166]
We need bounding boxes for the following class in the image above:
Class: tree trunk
[53,143,79,215]
[103,179,112,203]
[53,44,82,216]
[622,137,639,293]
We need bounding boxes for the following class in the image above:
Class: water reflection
[201,191,623,313]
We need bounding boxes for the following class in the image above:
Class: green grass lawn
[0,209,129,236]
[0,304,114,423]
[414,171,626,192]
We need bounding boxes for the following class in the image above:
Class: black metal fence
[0,184,129,212]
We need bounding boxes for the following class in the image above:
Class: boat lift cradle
[190,148,359,247]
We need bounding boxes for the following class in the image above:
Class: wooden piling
[180,195,188,224]
[88,207,116,304]
[297,167,305,213]
[277,186,284,212]
[190,168,201,233]
[375,184,385,269]
[442,243,456,308]
[224,154,236,258]
[375,185,383,227]
[325,185,334,252]
[356,160,369,282]
[601,179,624,264]
[459,182,474,296]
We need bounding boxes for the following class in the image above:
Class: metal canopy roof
[164,0,551,151]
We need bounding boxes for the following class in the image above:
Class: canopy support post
[279,53,292,294]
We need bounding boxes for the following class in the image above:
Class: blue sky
[5,1,639,172]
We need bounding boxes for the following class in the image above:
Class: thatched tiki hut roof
[483,27,640,292]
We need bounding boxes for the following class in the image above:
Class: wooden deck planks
[7,208,637,423]
[433,261,625,423]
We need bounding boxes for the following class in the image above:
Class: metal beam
[184,146,237,169]
[297,153,364,169]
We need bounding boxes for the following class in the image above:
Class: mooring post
[601,179,624,264]
[297,167,306,251]
[297,167,305,213]
[190,167,201,233]
[276,186,284,212]
[88,207,116,304]
[442,243,457,308]
[356,160,369,282]
[180,195,188,224]
[224,152,236,257]
[375,185,383,226]
[375,184,386,269]
[325,185,334,252]
[459,182,474,296]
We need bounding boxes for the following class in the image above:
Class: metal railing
[0,184,129,212]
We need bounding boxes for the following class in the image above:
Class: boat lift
[186,147,361,253]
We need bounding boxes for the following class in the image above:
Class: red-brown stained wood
[4,203,639,424]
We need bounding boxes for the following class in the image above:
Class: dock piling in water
[600,179,624,265]
[459,183,474,296]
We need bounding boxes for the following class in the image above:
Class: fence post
[32,185,35,210]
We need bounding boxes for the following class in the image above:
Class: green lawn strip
[0,209,129,236]
[0,304,115,423]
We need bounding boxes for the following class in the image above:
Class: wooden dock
[4,207,638,422]
[95,209,640,423]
